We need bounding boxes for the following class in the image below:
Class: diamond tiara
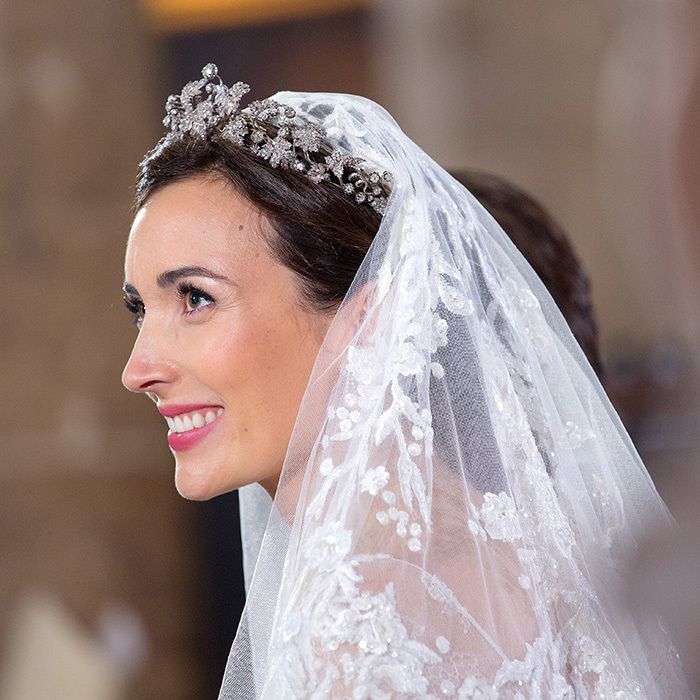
[150,63,393,216]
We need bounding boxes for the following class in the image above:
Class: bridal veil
[215,89,693,698]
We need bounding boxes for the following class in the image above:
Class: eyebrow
[122,266,232,296]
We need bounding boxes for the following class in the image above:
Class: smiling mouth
[166,407,224,434]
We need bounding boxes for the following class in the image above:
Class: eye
[177,282,215,316]
[123,295,144,328]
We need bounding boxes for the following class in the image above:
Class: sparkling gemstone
[202,63,218,79]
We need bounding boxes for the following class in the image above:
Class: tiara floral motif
[153,63,392,216]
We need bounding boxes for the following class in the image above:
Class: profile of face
[121,175,334,500]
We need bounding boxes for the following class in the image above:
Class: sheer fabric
[219,91,694,699]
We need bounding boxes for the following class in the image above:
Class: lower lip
[167,412,223,451]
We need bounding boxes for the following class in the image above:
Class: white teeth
[166,408,223,433]
[192,413,205,428]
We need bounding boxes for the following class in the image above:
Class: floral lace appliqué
[468,491,522,543]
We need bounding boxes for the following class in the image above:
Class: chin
[174,461,234,501]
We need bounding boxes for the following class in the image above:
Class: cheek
[196,317,266,399]
[200,310,318,425]
[194,314,308,410]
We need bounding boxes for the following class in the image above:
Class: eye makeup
[122,281,216,328]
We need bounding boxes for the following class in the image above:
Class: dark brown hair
[450,169,605,383]
[134,134,382,313]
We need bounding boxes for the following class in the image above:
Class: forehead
[125,177,261,280]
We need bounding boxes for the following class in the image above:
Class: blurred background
[2,1,700,698]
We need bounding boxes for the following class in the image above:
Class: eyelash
[123,297,144,327]
[177,282,216,315]
[123,283,216,327]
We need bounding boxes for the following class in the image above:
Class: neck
[259,472,280,500]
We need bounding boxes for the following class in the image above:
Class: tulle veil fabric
[218,90,694,698]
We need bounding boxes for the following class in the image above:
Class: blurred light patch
[140,0,369,32]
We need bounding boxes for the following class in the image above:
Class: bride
[121,64,694,698]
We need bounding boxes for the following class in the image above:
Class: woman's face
[121,175,334,500]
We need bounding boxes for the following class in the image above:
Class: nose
[121,327,177,395]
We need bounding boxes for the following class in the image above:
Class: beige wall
[0,2,210,698]
[373,0,700,357]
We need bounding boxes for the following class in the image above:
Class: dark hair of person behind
[134,134,382,314]
[450,169,605,383]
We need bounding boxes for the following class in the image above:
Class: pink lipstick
[167,412,223,451]
[159,405,225,451]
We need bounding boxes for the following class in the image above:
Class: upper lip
[157,403,223,418]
